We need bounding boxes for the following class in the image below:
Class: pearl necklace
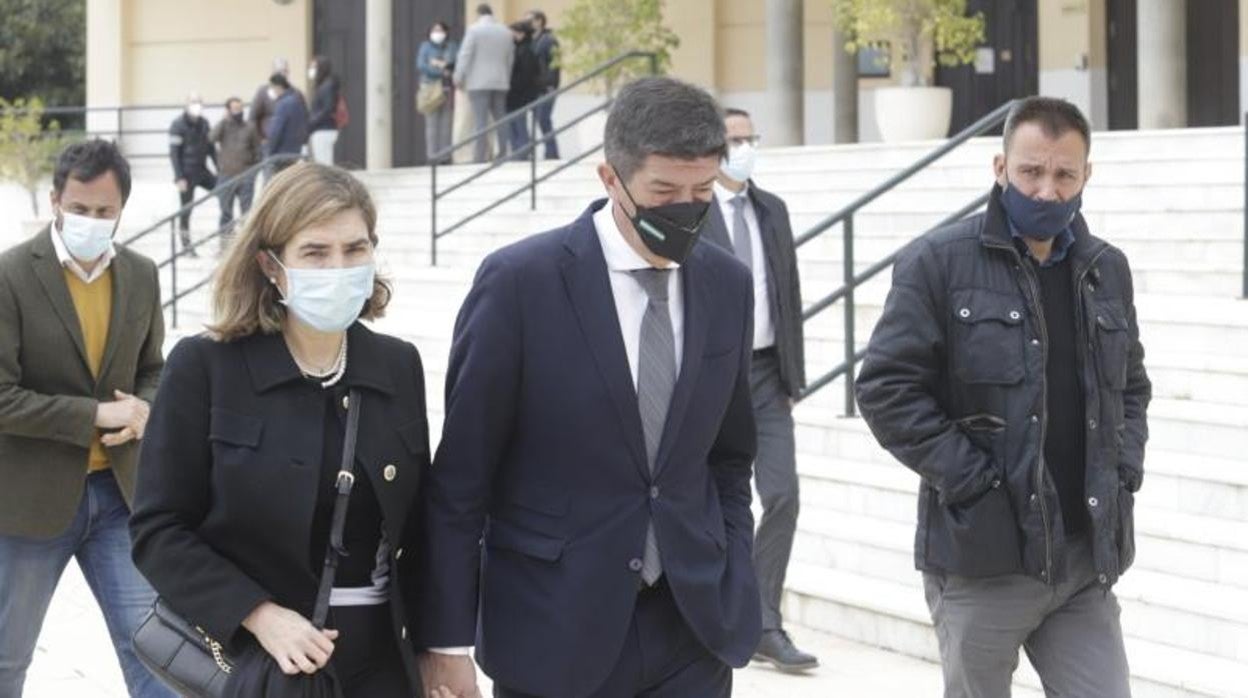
[296,335,348,389]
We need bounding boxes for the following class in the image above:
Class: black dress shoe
[752,629,820,673]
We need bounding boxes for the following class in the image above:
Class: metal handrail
[795,100,1017,414]
[119,153,306,328]
[1,103,195,160]
[430,50,659,265]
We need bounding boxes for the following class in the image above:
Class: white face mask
[269,252,376,333]
[187,102,203,119]
[430,31,447,44]
[58,211,117,263]
[308,67,317,81]
[721,142,757,183]
[267,87,279,101]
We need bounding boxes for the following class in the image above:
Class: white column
[86,0,125,140]
[765,0,804,146]
[366,0,392,169]
[1137,0,1186,129]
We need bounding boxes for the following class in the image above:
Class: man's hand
[97,390,150,447]
[418,652,481,698]
[175,178,189,193]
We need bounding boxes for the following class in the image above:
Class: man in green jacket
[0,139,171,697]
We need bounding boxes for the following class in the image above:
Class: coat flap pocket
[485,519,565,562]
[503,481,570,517]
[397,419,428,456]
[1094,302,1128,331]
[208,408,263,448]
[951,289,1025,326]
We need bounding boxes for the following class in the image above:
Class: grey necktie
[731,194,753,270]
[630,267,676,585]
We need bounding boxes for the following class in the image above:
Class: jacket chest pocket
[208,408,264,467]
[950,289,1026,385]
[1092,300,1129,390]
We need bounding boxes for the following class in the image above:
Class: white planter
[873,86,954,142]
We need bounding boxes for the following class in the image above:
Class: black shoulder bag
[133,389,363,698]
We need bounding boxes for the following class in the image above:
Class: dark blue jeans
[534,94,559,160]
[0,470,174,698]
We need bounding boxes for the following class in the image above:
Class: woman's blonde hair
[208,162,392,341]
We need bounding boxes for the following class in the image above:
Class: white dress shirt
[429,201,685,657]
[714,181,775,350]
[50,226,117,284]
[594,199,684,385]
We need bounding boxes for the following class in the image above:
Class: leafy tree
[0,0,86,126]
[557,0,679,96]
[830,0,985,87]
[0,97,71,216]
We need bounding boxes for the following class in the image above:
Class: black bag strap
[312,387,362,629]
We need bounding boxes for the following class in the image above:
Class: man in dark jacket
[210,97,260,242]
[265,73,309,175]
[249,57,306,148]
[168,93,217,257]
[505,21,542,161]
[856,97,1151,698]
[703,108,814,673]
[526,9,560,159]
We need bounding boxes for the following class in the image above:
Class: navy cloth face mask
[1000,182,1083,240]
[615,170,711,264]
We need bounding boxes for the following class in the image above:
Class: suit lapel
[559,211,649,478]
[96,250,130,382]
[653,245,711,476]
[29,230,92,374]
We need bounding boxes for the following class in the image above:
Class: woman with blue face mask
[130,162,431,697]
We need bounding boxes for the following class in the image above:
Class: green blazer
[0,228,165,539]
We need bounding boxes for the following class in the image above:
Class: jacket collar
[242,322,397,396]
[980,183,1107,275]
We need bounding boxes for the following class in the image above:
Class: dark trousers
[176,172,218,232]
[507,113,530,162]
[216,172,255,232]
[493,579,731,698]
[534,95,559,159]
[749,352,799,632]
[325,604,412,698]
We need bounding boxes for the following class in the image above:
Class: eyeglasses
[727,135,762,148]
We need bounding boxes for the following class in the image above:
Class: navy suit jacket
[419,200,762,697]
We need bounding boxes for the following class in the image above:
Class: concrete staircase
[112,126,1247,697]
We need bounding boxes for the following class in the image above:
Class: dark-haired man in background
[856,97,1150,697]
[0,139,169,697]
[418,76,761,698]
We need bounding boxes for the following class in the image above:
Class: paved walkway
[26,564,952,697]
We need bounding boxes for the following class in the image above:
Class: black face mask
[230,112,244,123]
[614,170,711,265]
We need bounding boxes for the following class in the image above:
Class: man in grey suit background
[703,107,818,674]
[454,3,516,163]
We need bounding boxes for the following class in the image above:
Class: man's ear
[992,154,1008,187]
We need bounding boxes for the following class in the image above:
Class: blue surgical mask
[720,143,757,183]
[999,181,1082,240]
[269,252,376,333]
[58,211,117,262]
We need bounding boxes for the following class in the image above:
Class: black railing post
[431,162,439,267]
[843,214,856,417]
[530,108,538,210]
[648,52,659,75]
[169,220,179,329]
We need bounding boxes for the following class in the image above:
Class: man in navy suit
[417,77,762,698]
